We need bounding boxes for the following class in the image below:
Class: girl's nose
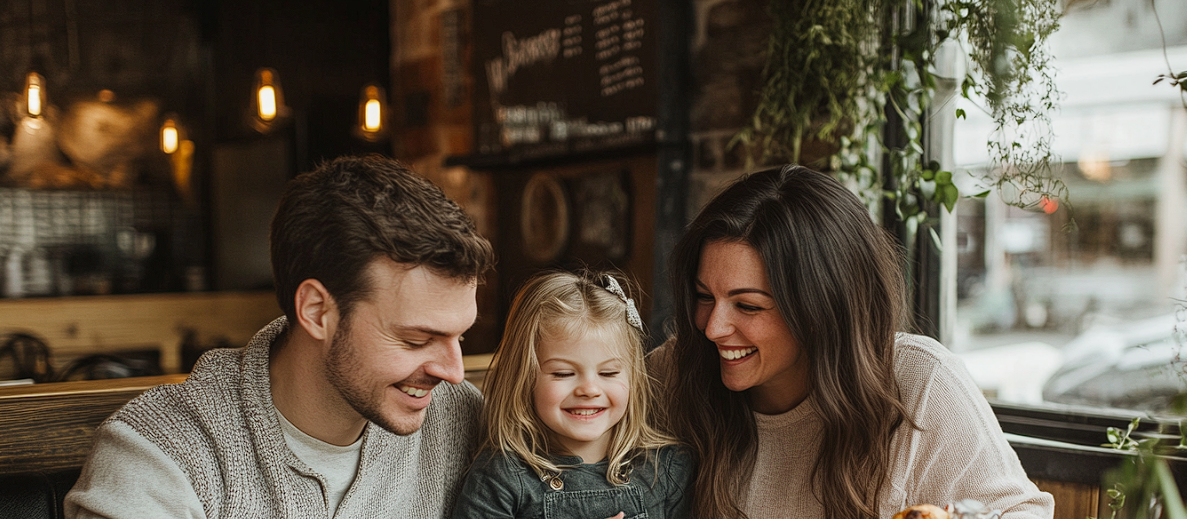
[574,378,603,397]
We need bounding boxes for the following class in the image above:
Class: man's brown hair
[269,154,494,321]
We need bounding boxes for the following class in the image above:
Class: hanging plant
[733,0,1068,226]
[1151,0,1187,108]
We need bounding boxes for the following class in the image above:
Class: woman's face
[694,240,811,414]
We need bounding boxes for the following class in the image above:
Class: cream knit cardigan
[66,317,482,518]
[744,333,1054,519]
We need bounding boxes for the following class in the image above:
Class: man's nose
[425,338,465,384]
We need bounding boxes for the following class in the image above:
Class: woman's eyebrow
[727,288,773,297]
[695,279,772,298]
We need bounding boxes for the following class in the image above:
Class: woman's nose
[702,305,733,341]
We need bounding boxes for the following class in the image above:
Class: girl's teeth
[568,408,601,416]
[399,386,429,397]
[719,347,757,360]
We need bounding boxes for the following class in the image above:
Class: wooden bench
[0,374,189,474]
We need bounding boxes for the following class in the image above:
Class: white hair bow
[604,275,643,332]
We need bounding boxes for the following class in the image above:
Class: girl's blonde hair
[479,269,676,484]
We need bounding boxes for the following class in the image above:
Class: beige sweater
[744,334,1054,519]
[65,317,483,519]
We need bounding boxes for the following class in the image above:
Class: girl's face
[694,239,810,414]
[533,326,630,463]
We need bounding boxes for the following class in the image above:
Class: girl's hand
[604,514,625,519]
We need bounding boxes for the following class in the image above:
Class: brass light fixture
[250,67,287,132]
[24,71,46,118]
[159,114,195,203]
[160,115,182,154]
[355,83,388,142]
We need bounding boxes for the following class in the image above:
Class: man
[65,155,495,518]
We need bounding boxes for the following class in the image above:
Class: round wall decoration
[520,173,570,263]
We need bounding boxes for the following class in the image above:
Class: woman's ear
[293,279,337,342]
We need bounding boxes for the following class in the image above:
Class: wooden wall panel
[0,291,280,374]
[1034,478,1100,519]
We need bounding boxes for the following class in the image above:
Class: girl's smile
[533,326,630,463]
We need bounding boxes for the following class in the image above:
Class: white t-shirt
[275,409,364,518]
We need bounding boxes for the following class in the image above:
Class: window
[949,0,1187,417]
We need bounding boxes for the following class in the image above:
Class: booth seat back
[0,375,187,519]
[0,468,80,519]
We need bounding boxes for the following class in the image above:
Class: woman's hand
[604,513,625,519]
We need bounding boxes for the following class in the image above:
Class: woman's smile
[695,240,811,414]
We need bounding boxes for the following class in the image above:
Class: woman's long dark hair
[660,165,913,519]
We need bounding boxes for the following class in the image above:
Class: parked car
[1041,314,1186,414]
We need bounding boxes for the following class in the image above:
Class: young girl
[452,270,692,519]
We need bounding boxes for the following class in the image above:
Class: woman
[656,165,1052,519]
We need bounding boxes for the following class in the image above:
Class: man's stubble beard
[324,318,426,436]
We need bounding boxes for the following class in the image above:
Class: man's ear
[293,279,337,342]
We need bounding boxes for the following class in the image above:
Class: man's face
[324,259,476,435]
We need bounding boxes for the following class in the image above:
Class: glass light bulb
[25,72,45,117]
[258,85,277,121]
[364,99,382,132]
[27,85,42,116]
[161,124,179,154]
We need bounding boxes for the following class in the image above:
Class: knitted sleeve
[64,420,207,519]
[894,334,1054,519]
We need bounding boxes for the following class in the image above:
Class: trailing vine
[733,0,1068,226]
[1151,0,1187,108]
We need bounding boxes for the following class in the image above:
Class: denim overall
[451,447,694,519]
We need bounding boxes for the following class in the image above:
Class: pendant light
[160,115,182,154]
[355,83,388,142]
[251,68,287,132]
[24,72,47,118]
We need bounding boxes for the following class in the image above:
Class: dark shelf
[444,141,657,171]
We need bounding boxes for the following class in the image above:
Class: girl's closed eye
[550,371,575,378]
[599,370,621,377]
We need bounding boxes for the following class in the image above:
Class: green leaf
[1155,460,1187,519]
[956,108,966,119]
[942,184,959,212]
[971,190,991,198]
[937,170,953,184]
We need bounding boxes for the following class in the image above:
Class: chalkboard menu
[471,0,658,163]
